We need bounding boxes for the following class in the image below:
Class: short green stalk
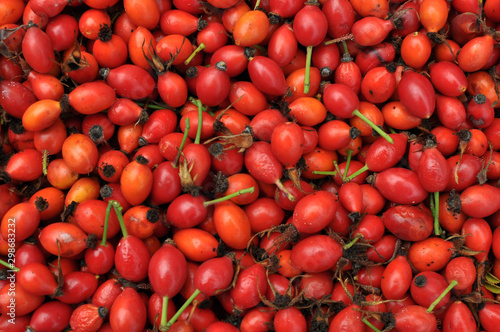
[433,192,442,236]
[184,43,205,65]
[159,295,169,331]
[191,98,204,145]
[42,150,49,176]
[135,102,166,110]
[167,289,202,328]
[343,236,360,250]
[331,160,344,183]
[347,164,369,181]
[352,109,393,144]
[312,170,337,176]
[203,187,255,207]
[343,149,353,182]
[362,318,382,332]
[172,117,190,168]
[100,200,113,246]
[110,200,128,238]
[427,279,458,313]
[303,45,313,94]
[0,259,18,272]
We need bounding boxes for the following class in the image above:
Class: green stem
[111,200,128,238]
[343,149,353,182]
[254,0,261,10]
[167,289,201,327]
[193,99,203,145]
[341,40,349,54]
[135,102,166,110]
[429,192,435,215]
[189,97,207,111]
[346,164,369,181]
[362,318,382,332]
[352,110,393,144]
[427,279,458,313]
[173,117,190,168]
[303,45,313,94]
[184,43,205,65]
[434,192,442,236]
[312,170,337,176]
[275,179,295,202]
[0,259,19,271]
[42,150,48,176]
[203,187,255,207]
[343,236,360,250]
[100,200,113,246]
[388,126,397,134]
[333,160,343,183]
[160,295,169,331]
